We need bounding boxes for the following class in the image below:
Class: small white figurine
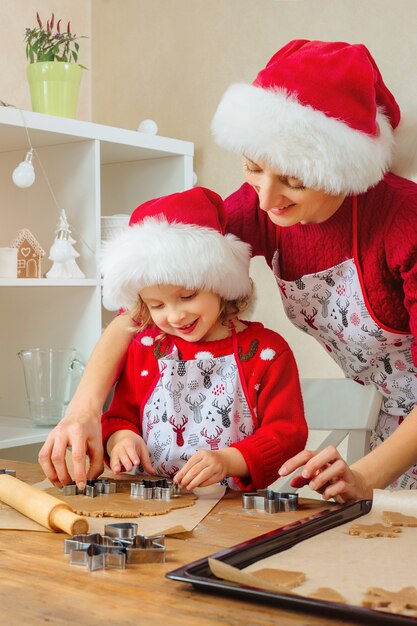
[46,209,85,279]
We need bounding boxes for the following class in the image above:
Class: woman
[39,40,417,503]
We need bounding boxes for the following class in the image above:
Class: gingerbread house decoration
[10,228,46,278]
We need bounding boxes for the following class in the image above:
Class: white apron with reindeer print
[141,329,255,487]
[273,197,417,489]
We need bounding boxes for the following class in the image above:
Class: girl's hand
[107,431,155,475]
[278,445,371,503]
[174,449,228,490]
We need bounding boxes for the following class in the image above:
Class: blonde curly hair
[129,282,254,336]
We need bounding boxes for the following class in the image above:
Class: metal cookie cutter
[0,469,16,476]
[104,522,139,540]
[62,477,117,498]
[105,522,166,563]
[64,533,126,570]
[130,478,180,500]
[242,489,299,514]
[71,544,126,571]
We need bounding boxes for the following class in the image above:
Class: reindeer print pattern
[212,396,233,428]
[142,347,255,483]
[216,362,238,394]
[185,392,206,423]
[169,415,187,446]
[272,251,417,488]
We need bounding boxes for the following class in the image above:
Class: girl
[100,186,307,490]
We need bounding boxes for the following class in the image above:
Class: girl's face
[242,156,346,226]
[140,284,227,342]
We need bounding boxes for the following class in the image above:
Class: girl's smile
[140,284,230,342]
[175,319,198,334]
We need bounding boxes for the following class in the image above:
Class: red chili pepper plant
[24,12,87,68]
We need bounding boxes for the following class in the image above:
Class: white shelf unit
[0,107,193,455]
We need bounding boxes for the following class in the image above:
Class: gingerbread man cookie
[362,586,417,615]
[348,523,401,538]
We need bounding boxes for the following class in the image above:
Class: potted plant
[25,12,87,118]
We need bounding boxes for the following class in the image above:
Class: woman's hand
[174,449,229,490]
[38,406,104,490]
[107,430,155,475]
[278,445,371,503]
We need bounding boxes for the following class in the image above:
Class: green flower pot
[27,62,82,119]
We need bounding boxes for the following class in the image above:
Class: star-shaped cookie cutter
[62,477,117,497]
[242,489,299,513]
[64,533,126,570]
[64,524,166,570]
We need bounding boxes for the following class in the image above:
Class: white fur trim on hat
[101,217,252,311]
[211,83,395,195]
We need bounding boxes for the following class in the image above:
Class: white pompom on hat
[212,39,401,195]
[101,187,252,311]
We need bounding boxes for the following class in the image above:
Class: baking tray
[166,499,417,624]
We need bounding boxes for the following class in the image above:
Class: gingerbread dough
[383,510,417,527]
[251,568,306,589]
[308,588,347,604]
[348,523,402,538]
[46,479,196,517]
[362,586,417,615]
[251,571,347,604]
[208,558,298,595]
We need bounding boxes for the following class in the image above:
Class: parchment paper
[0,479,226,535]
[213,490,417,609]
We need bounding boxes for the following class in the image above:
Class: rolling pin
[0,473,88,535]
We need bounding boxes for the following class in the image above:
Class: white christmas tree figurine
[46,209,85,279]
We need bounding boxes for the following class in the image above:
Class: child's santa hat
[211,39,401,195]
[101,187,252,311]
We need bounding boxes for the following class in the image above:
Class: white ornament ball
[137,119,158,135]
[12,161,35,188]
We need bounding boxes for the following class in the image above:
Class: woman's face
[242,156,346,226]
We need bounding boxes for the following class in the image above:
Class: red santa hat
[101,187,252,311]
[211,40,401,195]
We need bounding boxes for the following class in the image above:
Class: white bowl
[101,214,131,241]
[192,484,226,498]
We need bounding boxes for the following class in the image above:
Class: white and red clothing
[102,321,307,490]
[225,173,417,488]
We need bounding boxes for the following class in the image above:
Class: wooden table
[0,459,363,626]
